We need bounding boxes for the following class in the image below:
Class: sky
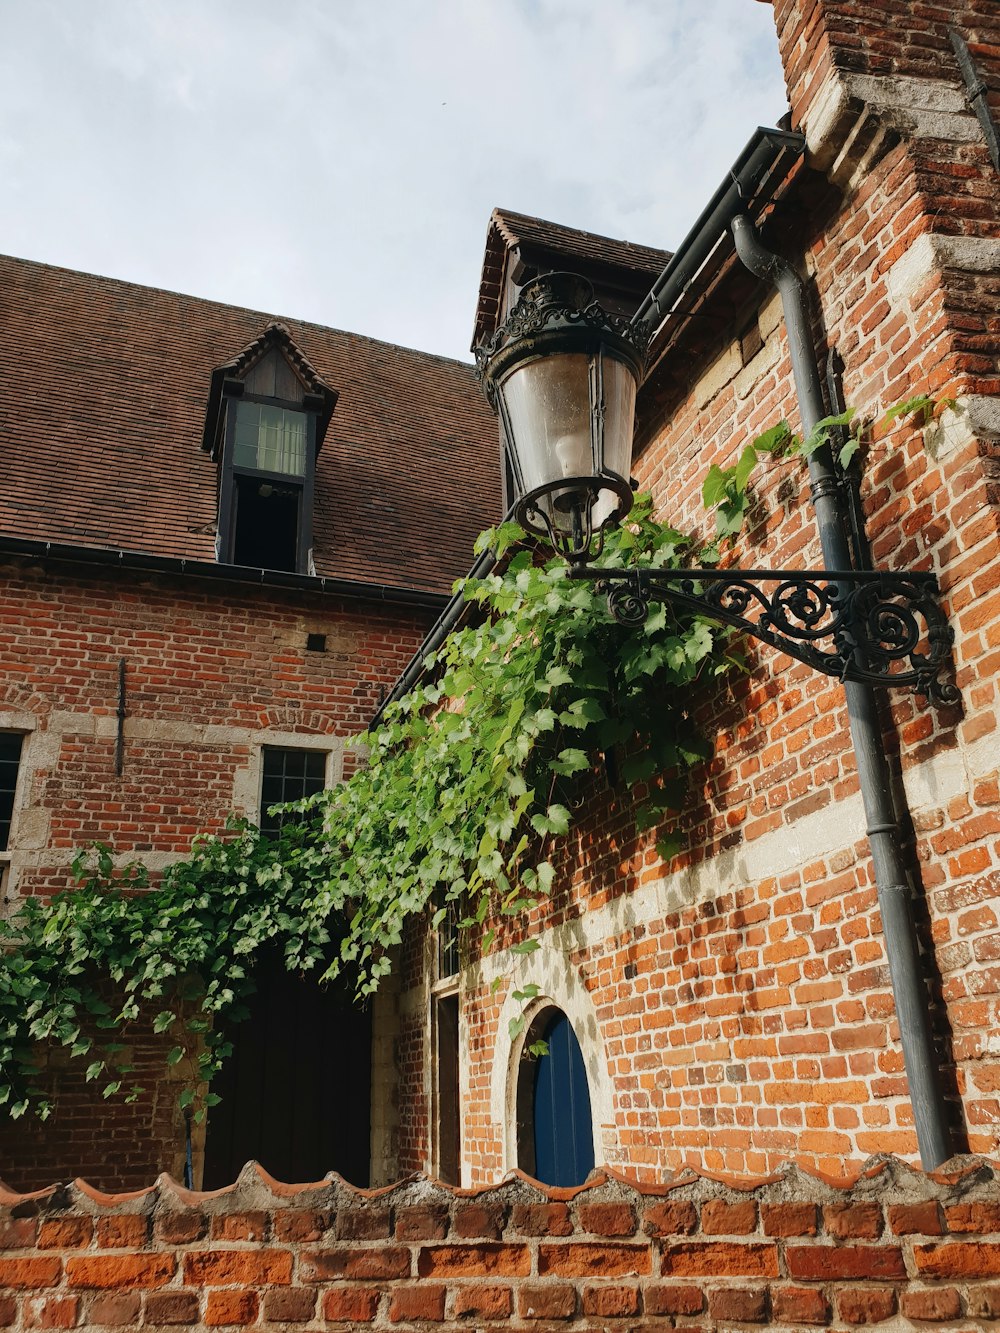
[0,1,787,363]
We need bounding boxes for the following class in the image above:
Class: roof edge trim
[0,536,447,610]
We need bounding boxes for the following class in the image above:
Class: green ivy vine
[0,398,937,1120]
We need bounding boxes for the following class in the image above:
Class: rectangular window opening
[435,993,460,1186]
[232,476,301,573]
[0,733,25,852]
[260,746,327,838]
[437,901,460,981]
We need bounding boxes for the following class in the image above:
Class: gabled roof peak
[219,320,331,401]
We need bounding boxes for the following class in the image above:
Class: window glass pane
[233,402,306,477]
[0,734,25,853]
[260,746,327,837]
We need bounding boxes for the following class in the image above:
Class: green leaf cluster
[0,495,734,1120]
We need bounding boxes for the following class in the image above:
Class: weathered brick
[38,1220,92,1251]
[707,1286,767,1323]
[700,1200,758,1235]
[967,1284,1000,1319]
[538,1243,652,1278]
[644,1283,704,1316]
[822,1202,883,1240]
[0,1218,38,1248]
[913,1241,1000,1278]
[901,1286,963,1320]
[88,1294,142,1326]
[96,1216,148,1249]
[944,1202,1000,1233]
[581,1283,640,1317]
[0,1297,14,1328]
[888,1202,942,1235]
[272,1210,329,1244]
[642,1201,698,1236]
[209,1211,267,1242]
[394,1204,448,1242]
[335,1207,391,1241]
[23,1296,79,1329]
[299,1245,410,1282]
[450,1285,512,1319]
[321,1288,379,1322]
[517,1284,576,1320]
[0,1258,61,1289]
[387,1285,445,1323]
[511,1203,572,1236]
[786,1245,905,1280]
[451,1202,505,1239]
[576,1203,636,1237]
[836,1286,898,1324]
[771,1284,829,1324]
[262,1288,317,1323]
[761,1203,818,1237]
[66,1254,175,1291]
[661,1242,779,1278]
[153,1213,207,1246]
[417,1244,530,1278]
[182,1249,290,1287]
[143,1291,200,1325]
[204,1290,258,1327]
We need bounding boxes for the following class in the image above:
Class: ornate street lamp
[474,273,648,564]
[475,272,956,703]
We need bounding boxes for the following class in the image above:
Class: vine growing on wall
[0,398,938,1119]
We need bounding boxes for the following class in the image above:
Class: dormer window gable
[202,324,337,575]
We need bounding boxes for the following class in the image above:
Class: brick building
[0,258,501,1190]
[3,0,1000,1215]
[389,0,1000,1194]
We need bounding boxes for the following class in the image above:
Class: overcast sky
[1,1,786,362]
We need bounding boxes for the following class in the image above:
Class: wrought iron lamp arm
[568,564,957,704]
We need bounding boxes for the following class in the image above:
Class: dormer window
[202,326,337,575]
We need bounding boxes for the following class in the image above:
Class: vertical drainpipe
[730,214,953,1170]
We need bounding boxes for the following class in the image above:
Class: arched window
[517,1006,594,1187]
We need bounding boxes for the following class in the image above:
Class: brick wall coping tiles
[3,1156,1000,1329]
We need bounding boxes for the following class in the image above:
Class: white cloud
[0,0,786,360]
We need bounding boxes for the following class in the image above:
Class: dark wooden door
[202,952,372,1189]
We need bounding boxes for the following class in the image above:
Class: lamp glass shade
[500,350,636,530]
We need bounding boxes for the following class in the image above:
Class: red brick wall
[0,555,433,1191]
[2,1157,999,1330]
[773,0,1000,133]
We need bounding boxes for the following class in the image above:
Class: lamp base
[514,473,634,564]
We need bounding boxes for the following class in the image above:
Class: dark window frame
[218,383,319,575]
[431,903,462,1185]
[0,731,26,854]
[259,744,329,838]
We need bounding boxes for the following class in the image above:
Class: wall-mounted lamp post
[476,261,958,1172]
[475,272,955,704]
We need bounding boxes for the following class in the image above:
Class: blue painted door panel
[532,1011,594,1187]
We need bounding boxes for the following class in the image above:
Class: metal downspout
[730,214,953,1170]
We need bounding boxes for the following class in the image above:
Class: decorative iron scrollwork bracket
[568,565,958,704]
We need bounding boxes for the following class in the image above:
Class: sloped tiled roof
[473,207,672,349]
[491,209,671,276]
[0,256,502,596]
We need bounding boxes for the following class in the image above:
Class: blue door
[530,1010,594,1187]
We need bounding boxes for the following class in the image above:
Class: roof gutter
[0,535,447,611]
[630,126,805,340]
